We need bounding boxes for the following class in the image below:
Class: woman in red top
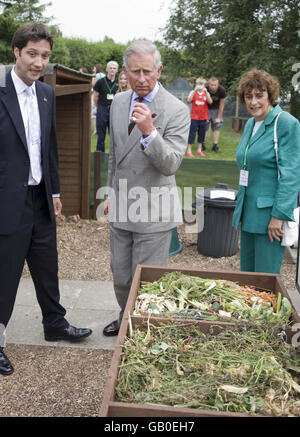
[186,77,212,157]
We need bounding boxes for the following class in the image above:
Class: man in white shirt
[0,23,92,376]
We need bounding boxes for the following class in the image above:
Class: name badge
[239,169,249,187]
[107,94,114,100]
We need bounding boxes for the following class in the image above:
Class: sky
[42,0,174,44]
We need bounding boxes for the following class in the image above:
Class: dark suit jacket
[0,70,60,235]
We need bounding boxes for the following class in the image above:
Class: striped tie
[128,96,143,135]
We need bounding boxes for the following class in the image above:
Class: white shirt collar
[132,82,160,103]
[11,67,37,96]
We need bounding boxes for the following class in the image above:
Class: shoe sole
[44,332,92,342]
[103,331,119,337]
[0,368,14,376]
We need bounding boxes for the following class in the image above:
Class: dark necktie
[128,96,143,135]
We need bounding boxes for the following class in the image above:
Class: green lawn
[187,118,242,160]
[91,118,242,158]
[90,117,243,210]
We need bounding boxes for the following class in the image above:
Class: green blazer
[232,105,300,234]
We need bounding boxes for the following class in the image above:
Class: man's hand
[53,197,62,220]
[130,102,154,136]
[268,216,284,242]
[215,117,221,123]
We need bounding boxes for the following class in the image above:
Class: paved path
[6,275,300,351]
[6,279,119,350]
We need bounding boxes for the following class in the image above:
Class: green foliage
[0,0,52,22]
[163,0,300,100]
[0,0,52,63]
[0,12,18,63]
[60,38,126,73]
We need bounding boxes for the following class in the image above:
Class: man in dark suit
[0,23,92,376]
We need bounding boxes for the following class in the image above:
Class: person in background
[91,64,105,135]
[0,22,92,376]
[79,67,88,74]
[93,61,118,152]
[205,76,226,153]
[117,71,131,93]
[232,69,300,273]
[92,63,105,88]
[102,39,190,337]
[186,77,212,158]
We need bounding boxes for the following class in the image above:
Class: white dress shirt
[11,68,42,186]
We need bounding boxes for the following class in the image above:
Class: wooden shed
[166,77,193,102]
[42,64,92,219]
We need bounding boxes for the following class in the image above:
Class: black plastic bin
[194,183,240,258]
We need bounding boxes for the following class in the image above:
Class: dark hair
[237,69,280,106]
[11,22,54,52]
[95,63,104,73]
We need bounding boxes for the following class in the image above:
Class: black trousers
[0,182,67,329]
[96,104,110,152]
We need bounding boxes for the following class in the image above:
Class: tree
[48,26,70,67]
[62,38,126,73]
[0,0,53,64]
[163,0,300,109]
[0,0,52,22]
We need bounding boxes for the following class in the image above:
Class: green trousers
[240,231,285,274]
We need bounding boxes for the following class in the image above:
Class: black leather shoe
[212,145,221,153]
[0,347,14,376]
[44,325,92,342]
[103,320,119,336]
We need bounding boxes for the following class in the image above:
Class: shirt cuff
[52,194,60,198]
[140,128,157,150]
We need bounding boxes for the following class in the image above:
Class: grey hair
[107,60,119,69]
[123,39,162,70]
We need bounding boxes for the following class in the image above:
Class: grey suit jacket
[107,84,190,233]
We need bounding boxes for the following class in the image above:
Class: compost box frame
[100,265,300,417]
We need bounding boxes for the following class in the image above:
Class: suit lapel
[249,122,266,146]
[1,72,27,150]
[35,80,47,150]
[248,106,281,148]
[117,86,165,165]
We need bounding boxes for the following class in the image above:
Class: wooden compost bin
[42,64,92,218]
[100,265,300,417]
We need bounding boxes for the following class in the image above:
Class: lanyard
[104,77,117,93]
[243,138,252,169]
[243,107,274,169]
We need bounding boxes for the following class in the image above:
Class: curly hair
[237,69,280,106]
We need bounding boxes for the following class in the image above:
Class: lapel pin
[43,97,47,102]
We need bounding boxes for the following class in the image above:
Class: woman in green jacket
[232,69,300,273]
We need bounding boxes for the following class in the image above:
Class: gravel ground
[1,217,297,417]
[23,216,297,290]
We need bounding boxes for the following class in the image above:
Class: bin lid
[197,183,237,208]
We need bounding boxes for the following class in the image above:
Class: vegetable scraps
[134,272,292,324]
[115,322,300,416]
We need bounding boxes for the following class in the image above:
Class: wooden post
[93,151,102,219]
[81,89,91,219]
[235,95,239,118]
